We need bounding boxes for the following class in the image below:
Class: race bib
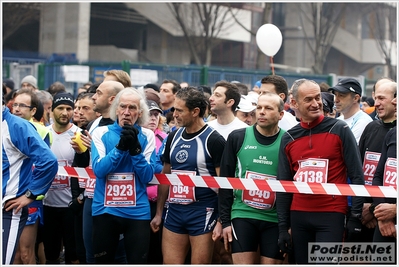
[104,173,136,207]
[85,176,96,199]
[294,158,328,183]
[168,170,196,205]
[50,160,70,190]
[383,158,397,187]
[363,151,381,185]
[241,170,276,210]
[78,177,87,189]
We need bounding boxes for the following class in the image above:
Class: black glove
[121,124,142,156]
[346,216,362,241]
[116,135,131,151]
[116,125,135,151]
[278,230,292,254]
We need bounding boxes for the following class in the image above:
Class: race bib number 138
[294,158,328,183]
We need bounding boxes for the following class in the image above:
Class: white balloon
[256,24,283,57]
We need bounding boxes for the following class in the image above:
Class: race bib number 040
[241,170,276,210]
[51,160,70,190]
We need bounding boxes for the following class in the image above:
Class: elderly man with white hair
[90,87,157,264]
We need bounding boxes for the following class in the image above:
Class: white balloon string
[270,56,275,75]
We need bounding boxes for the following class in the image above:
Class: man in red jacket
[276,79,365,264]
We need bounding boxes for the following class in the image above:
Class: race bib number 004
[168,170,196,204]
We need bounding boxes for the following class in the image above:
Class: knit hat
[20,75,37,89]
[52,92,74,111]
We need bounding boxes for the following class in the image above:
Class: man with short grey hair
[329,78,372,144]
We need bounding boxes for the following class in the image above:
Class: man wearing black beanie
[52,92,74,111]
[43,91,81,264]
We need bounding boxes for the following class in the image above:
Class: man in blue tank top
[150,86,226,264]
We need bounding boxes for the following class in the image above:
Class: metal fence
[4,59,332,97]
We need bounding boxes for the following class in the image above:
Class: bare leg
[162,227,190,264]
[189,232,214,264]
[14,220,39,264]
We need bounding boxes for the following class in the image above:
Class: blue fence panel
[3,55,332,94]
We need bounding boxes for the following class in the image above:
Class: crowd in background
[2,71,397,265]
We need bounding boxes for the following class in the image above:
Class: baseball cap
[328,78,362,96]
[147,100,162,113]
[246,92,259,105]
[236,96,256,113]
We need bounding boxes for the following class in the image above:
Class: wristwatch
[78,194,84,202]
[25,190,36,200]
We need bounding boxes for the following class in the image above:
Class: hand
[212,221,222,241]
[377,219,396,237]
[374,203,397,221]
[116,135,131,151]
[346,216,362,240]
[278,230,292,254]
[365,217,377,229]
[222,226,233,252]
[70,138,83,154]
[150,214,162,233]
[80,130,92,149]
[121,125,142,156]
[4,196,34,214]
[361,203,375,225]
[116,124,138,151]
[68,198,83,216]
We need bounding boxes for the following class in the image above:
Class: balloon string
[270,56,275,75]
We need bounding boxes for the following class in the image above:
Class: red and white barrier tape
[58,167,397,198]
